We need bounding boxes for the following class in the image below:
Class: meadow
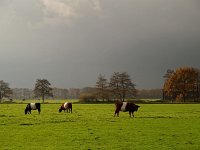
[0,103,200,150]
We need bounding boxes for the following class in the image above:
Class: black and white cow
[114,101,140,117]
[25,103,41,114]
[59,102,72,113]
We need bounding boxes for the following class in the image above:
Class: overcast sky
[0,0,200,89]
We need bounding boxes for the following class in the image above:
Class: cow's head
[25,104,30,114]
[58,108,62,113]
[134,105,140,111]
[25,108,28,114]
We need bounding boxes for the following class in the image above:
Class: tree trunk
[42,95,45,103]
[0,92,2,103]
[183,92,186,103]
[119,93,123,102]
[162,89,165,100]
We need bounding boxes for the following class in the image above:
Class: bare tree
[136,89,162,99]
[196,69,200,101]
[34,79,53,103]
[163,69,174,79]
[0,80,12,102]
[163,69,174,100]
[109,72,136,101]
[95,74,109,101]
[68,88,80,99]
[52,88,69,99]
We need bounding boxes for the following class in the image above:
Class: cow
[114,101,140,117]
[59,102,72,113]
[25,103,41,114]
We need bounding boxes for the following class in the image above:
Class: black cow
[25,103,41,114]
[59,102,72,113]
[114,101,140,117]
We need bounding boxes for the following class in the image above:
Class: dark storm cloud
[0,0,199,89]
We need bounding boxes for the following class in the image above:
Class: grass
[0,104,200,149]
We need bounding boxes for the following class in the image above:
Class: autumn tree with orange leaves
[163,67,200,102]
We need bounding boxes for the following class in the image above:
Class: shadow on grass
[20,123,33,126]
[138,116,173,119]
[50,120,76,124]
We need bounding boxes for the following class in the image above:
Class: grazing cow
[59,102,72,113]
[25,103,41,114]
[114,101,140,117]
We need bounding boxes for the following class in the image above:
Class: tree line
[80,72,137,102]
[1,67,200,103]
[0,79,53,103]
[0,72,137,103]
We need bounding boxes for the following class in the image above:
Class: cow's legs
[114,110,116,117]
[114,109,120,117]
[38,108,41,114]
[129,111,131,117]
[129,111,135,117]
[132,112,134,117]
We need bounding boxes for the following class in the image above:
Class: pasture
[0,103,200,149]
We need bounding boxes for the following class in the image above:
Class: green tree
[34,79,53,103]
[0,80,12,102]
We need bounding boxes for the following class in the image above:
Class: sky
[0,0,200,89]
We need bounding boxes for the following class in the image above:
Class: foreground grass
[0,104,200,149]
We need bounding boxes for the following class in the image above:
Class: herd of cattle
[25,101,140,117]
[24,102,73,114]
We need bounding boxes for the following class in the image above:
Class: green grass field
[0,103,200,150]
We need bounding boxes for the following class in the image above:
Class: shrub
[79,93,97,103]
